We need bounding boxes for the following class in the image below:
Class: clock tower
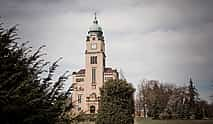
[71,14,119,114]
[85,13,105,96]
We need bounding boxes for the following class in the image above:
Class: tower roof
[88,13,102,32]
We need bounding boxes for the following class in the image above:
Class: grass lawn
[78,118,213,124]
[135,118,213,124]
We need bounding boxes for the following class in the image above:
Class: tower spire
[93,12,98,24]
[89,12,102,33]
[94,12,97,20]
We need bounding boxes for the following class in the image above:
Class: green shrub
[96,79,135,124]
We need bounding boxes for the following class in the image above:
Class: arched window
[90,105,96,114]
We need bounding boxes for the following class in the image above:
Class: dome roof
[88,13,102,32]
[89,23,102,32]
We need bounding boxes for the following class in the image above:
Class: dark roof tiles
[72,67,117,75]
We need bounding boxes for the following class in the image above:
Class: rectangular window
[76,78,84,82]
[78,94,82,103]
[90,56,93,64]
[90,56,97,64]
[94,56,97,64]
[92,68,96,83]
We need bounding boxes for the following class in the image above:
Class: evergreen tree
[0,24,72,124]
[188,78,199,119]
[96,79,135,124]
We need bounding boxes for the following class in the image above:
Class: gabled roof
[72,67,117,75]
[104,67,113,73]
[104,67,118,74]
[72,69,85,75]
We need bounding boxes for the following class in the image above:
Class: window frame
[78,94,82,103]
[90,56,97,64]
[92,68,96,83]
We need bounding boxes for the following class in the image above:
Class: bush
[96,79,135,124]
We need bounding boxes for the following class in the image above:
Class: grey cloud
[0,0,213,101]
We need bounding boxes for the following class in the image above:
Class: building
[71,14,119,114]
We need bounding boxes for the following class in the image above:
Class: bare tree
[136,80,175,119]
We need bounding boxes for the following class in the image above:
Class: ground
[134,119,213,124]
[78,118,213,124]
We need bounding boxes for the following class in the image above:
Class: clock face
[91,43,97,50]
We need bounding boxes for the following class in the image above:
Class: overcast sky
[1,0,213,102]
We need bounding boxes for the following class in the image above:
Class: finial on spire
[94,12,97,20]
[93,12,98,24]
